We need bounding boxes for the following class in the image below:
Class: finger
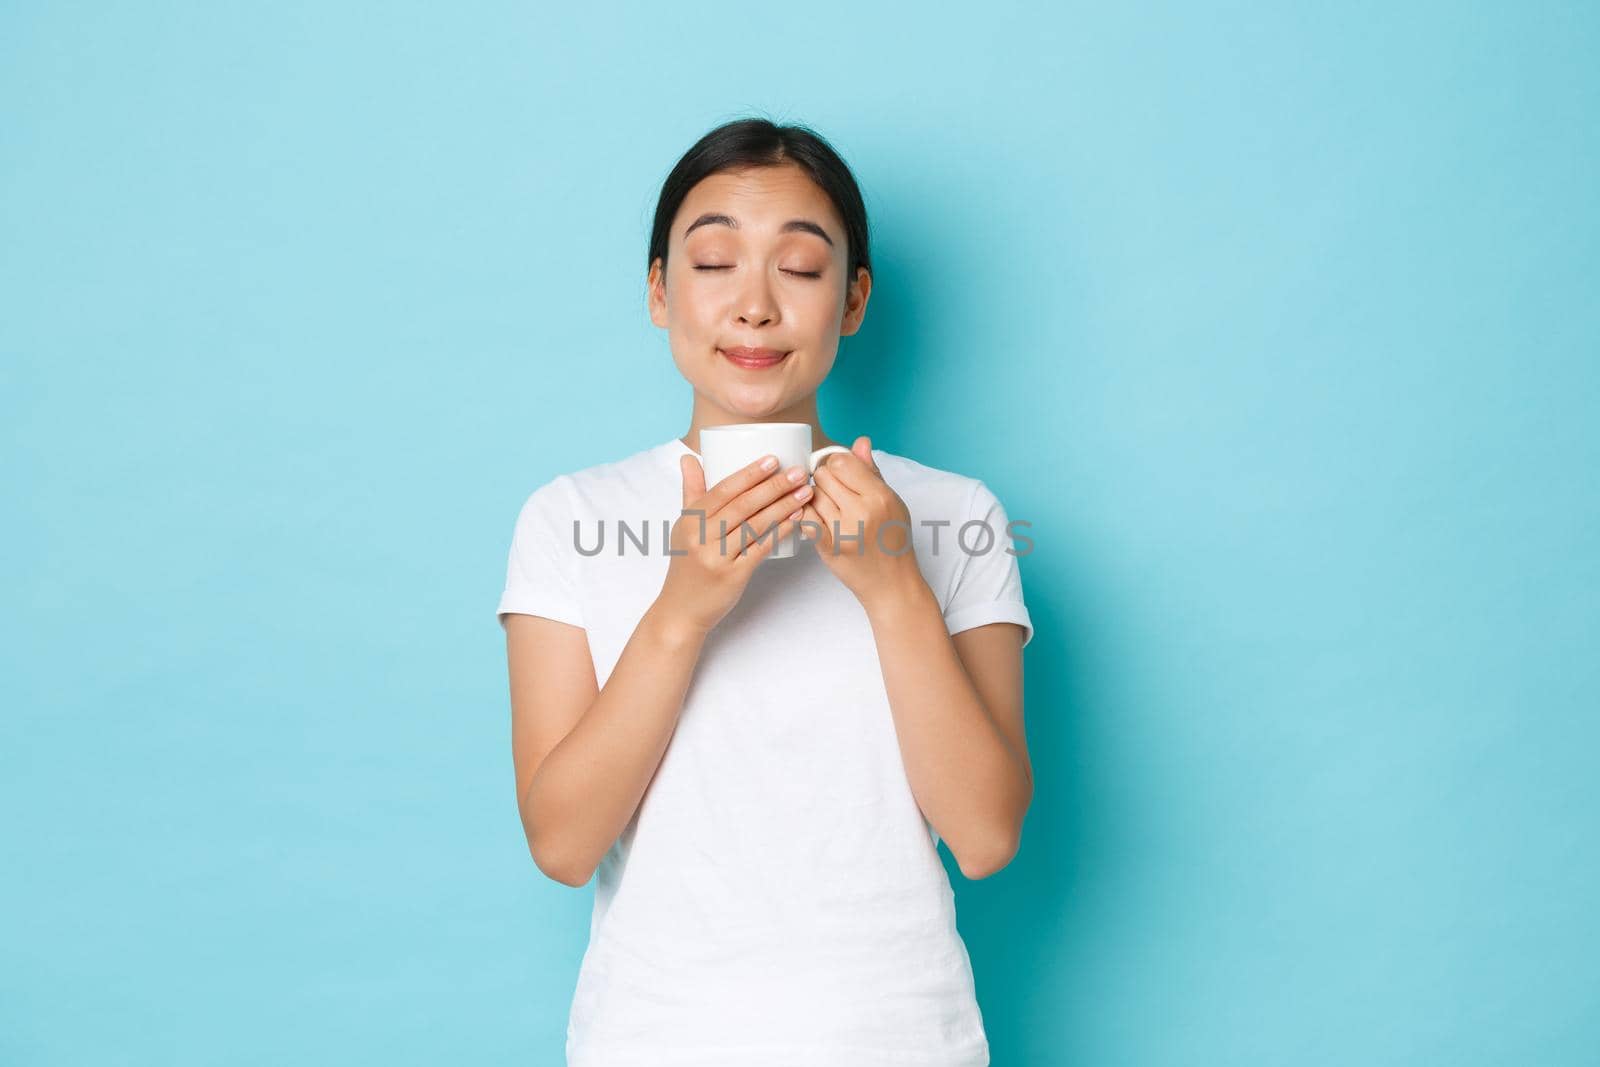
[720,462,809,528]
[852,435,879,473]
[815,449,878,495]
[810,481,842,535]
[811,460,861,505]
[797,502,827,545]
[680,454,706,509]
[699,453,782,515]
[810,491,858,557]
[743,477,816,544]
[808,475,842,517]
[726,488,806,559]
[735,501,809,564]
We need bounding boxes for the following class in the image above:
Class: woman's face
[647,163,871,420]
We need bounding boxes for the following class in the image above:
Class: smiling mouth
[720,347,789,368]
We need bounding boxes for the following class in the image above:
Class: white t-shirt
[497,435,1033,1067]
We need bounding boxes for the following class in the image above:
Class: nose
[734,272,779,328]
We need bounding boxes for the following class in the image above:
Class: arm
[862,574,1032,880]
[506,605,707,888]
[801,440,1033,880]
[504,451,816,887]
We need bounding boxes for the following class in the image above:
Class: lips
[720,346,789,368]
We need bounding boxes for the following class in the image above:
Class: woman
[497,117,1035,1066]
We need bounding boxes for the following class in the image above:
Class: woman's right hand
[655,452,815,636]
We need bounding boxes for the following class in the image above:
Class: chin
[723,387,792,416]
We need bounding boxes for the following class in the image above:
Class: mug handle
[808,445,852,474]
[795,446,853,545]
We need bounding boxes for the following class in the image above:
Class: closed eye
[693,266,822,279]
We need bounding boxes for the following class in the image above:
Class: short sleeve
[496,478,585,631]
[941,480,1034,648]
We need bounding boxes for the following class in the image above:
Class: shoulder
[872,448,992,521]
[873,447,1029,565]
[511,440,671,521]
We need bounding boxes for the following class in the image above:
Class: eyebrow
[682,213,835,247]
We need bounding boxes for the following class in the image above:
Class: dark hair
[647,117,871,282]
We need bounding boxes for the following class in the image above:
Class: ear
[647,258,668,328]
[840,266,872,336]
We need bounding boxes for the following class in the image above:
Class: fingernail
[786,467,805,483]
[761,455,778,471]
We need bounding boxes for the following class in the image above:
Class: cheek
[791,279,844,316]
[663,280,717,331]
[800,287,848,331]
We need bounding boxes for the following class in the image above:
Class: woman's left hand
[799,435,927,609]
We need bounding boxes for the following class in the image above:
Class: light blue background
[4,2,1596,1064]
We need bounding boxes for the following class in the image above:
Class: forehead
[675,165,843,242]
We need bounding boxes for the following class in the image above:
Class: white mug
[698,422,852,559]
